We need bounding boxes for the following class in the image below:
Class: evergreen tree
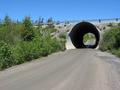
[38,17,44,28]
[47,17,54,28]
[3,15,12,26]
[0,19,2,27]
[22,16,34,41]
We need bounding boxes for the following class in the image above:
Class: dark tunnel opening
[69,22,100,49]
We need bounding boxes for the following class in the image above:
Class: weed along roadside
[99,24,120,57]
[0,16,66,70]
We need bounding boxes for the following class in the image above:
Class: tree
[116,18,118,22]
[3,15,12,26]
[118,23,120,26]
[65,21,69,25]
[98,19,101,23]
[16,19,21,24]
[21,16,34,41]
[0,19,2,27]
[47,17,54,28]
[38,17,44,28]
[56,21,60,25]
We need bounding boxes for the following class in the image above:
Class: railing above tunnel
[53,18,120,25]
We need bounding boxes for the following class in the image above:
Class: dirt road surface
[0,49,120,90]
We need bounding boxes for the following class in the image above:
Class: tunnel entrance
[69,22,100,49]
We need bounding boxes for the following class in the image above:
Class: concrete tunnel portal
[69,22,100,49]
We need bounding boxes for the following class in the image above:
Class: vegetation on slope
[0,16,66,70]
[99,24,120,57]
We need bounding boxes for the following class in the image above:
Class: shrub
[100,27,120,50]
[59,33,66,39]
[0,23,22,45]
[11,43,25,64]
[47,17,54,28]
[21,17,34,41]
[0,41,14,70]
[107,23,113,27]
[0,16,66,70]
[100,27,120,57]
[118,23,120,26]
[110,48,120,57]
[58,33,66,51]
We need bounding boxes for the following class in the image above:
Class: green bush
[118,23,120,26]
[107,23,113,27]
[0,41,14,70]
[100,27,120,50]
[12,41,41,64]
[100,27,120,57]
[58,33,66,51]
[11,37,65,65]
[110,48,120,57]
[0,22,22,45]
[0,16,66,70]
[21,17,34,41]
[59,33,66,39]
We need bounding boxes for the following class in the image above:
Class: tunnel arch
[69,22,100,49]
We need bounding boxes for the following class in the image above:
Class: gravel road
[0,49,120,90]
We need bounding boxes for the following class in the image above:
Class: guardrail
[56,18,120,24]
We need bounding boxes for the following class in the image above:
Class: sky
[0,0,120,21]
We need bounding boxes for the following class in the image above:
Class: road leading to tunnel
[0,49,120,90]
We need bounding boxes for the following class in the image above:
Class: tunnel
[69,22,100,49]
